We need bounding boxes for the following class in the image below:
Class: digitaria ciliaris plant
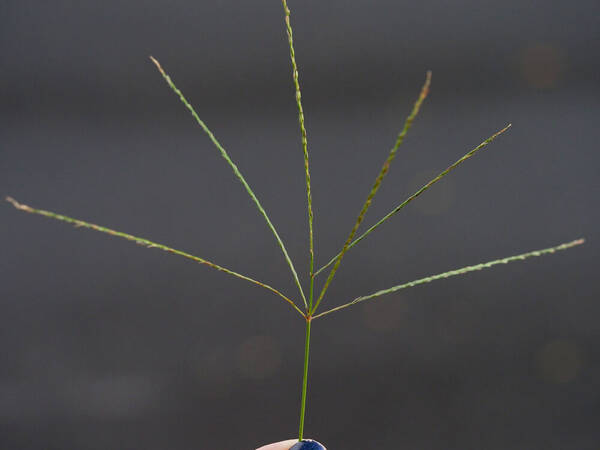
[6,0,584,444]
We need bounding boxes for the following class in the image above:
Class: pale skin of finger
[256,439,298,450]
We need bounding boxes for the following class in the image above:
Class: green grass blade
[282,0,315,306]
[314,124,512,277]
[311,73,432,314]
[312,238,585,319]
[6,197,305,317]
[150,57,308,309]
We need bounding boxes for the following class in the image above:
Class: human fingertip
[290,439,326,450]
[256,439,299,450]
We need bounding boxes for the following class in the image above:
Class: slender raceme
[150,56,308,309]
[312,238,585,319]
[314,124,512,277]
[282,2,316,441]
[282,0,315,312]
[5,197,305,317]
[311,72,432,314]
[5,4,586,445]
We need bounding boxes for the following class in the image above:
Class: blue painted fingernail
[289,439,326,450]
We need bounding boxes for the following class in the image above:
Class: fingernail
[290,440,326,450]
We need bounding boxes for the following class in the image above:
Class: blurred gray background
[1,0,599,449]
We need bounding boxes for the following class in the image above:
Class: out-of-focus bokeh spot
[363,296,409,332]
[519,43,566,89]
[237,335,282,380]
[408,169,456,216]
[536,339,584,384]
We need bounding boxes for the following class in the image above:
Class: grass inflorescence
[6,0,584,443]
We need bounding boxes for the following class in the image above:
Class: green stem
[298,317,312,440]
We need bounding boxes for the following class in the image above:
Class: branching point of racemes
[149,55,308,310]
[312,238,585,319]
[5,196,305,318]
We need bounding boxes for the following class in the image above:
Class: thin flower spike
[312,238,585,319]
[314,124,512,277]
[150,56,308,309]
[311,72,432,314]
[282,0,315,308]
[6,197,305,318]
